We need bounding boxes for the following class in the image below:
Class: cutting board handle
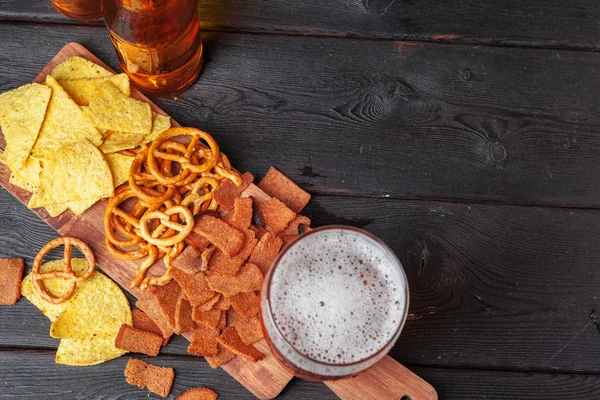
[324,355,437,400]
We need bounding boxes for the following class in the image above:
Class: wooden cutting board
[0,43,437,400]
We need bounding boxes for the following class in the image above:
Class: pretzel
[181,176,219,215]
[138,205,194,246]
[31,237,96,304]
[129,147,177,204]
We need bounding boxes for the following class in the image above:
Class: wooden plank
[4,189,600,374]
[0,350,337,400]
[2,350,600,400]
[2,0,600,50]
[0,41,293,400]
[3,23,600,207]
[326,355,438,400]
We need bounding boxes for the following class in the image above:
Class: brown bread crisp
[124,358,175,398]
[115,324,162,356]
[0,258,24,305]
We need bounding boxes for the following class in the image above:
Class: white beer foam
[270,228,406,364]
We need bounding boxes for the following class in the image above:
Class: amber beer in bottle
[50,0,102,21]
[102,0,203,95]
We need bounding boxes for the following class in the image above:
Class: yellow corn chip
[105,153,135,187]
[43,203,69,217]
[0,83,51,168]
[51,56,112,80]
[57,73,130,106]
[85,81,152,134]
[30,76,102,159]
[8,158,42,192]
[56,337,126,366]
[21,259,130,366]
[28,139,113,209]
[44,196,98,217]
[143,113,171,143]
[99,131,144,153]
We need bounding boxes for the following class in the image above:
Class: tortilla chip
[227,291,260,319]
[197,294,221,312]
[100,131,144,153]
[258,166,311,213]
[222,197,253,231]
[8,158,42,192]
[51,56,112,80]
[218,327,264,361]
[21,259,131,339]
[175,292,195,334]
[188,325,219,356]
[30,75,102,158]
[0,258,24,305]
[205,343,236,368]
[175,387,219,400]
[170,268,216,307]
[193,215,245,257]
[248,232,283,274]
[115,324,162,356]
[210,172,254,211]
[148,280,181,331]
[125,358,175,398]
[208,229,257,277]
[231,314,263,345]
[21,258,131,366]
[132,309,169,346]
[105,153,135,187]
[136,290,175,339]
[192,307,222,329]
[206,263,263,297]
[143,113,171,143]
[0,83,51,168]
[56,336,126,366]
[57,73,130,106]
[28,139,114,209]
[85,80,152,134]
[254,198,296,235]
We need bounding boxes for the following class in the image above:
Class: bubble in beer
[269,228,407,364]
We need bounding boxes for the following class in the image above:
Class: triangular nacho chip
[0,83,51,168]
[57,73,130,106]
[30,75,102,159]
[51,56,112,80]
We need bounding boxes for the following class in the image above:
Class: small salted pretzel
[129,147,176,204]
[148,127,220,180]
[31,237,96,304]
[181,176,219,215]
[128,245,159,289]
[138,205,194,247]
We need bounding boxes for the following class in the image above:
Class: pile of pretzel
[104,127,242,290]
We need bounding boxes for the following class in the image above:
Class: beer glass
[50,0,102,21]
[102,0,204,96]
[261,225,410,381]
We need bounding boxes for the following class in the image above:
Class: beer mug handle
[325,355,438,400]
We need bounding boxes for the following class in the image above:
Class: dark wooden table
[2,1,600,399]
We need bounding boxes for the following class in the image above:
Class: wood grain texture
[0,42,293,400]
[2,23,600,207]
[2,0,600,50]
[4,189,600,374]
[0,350,336,400]
[0,42,433,399]
[2,350,600,400]
[326,355,438,400]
